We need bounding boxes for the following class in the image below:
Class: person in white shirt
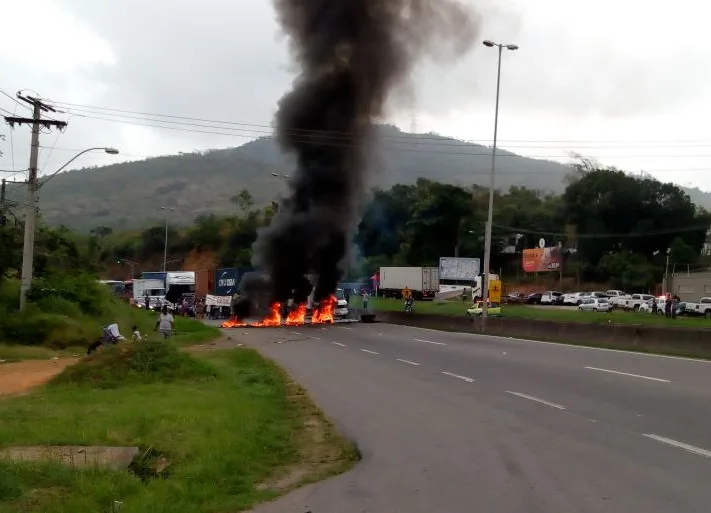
[155,307,174,339]
[106,323,125,341]
[131,325,142,342]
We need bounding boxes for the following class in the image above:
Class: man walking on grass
[155,306,174,339]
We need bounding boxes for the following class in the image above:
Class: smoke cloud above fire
[244,0,479,306]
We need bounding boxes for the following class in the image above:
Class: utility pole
[0,179,5,227]
[4,94,67,311]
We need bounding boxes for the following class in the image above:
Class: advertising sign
[215,268,240,296]
[489,279,502,303]
[439,257,480,281]
[522,247,563,272]
[205,294,232,307]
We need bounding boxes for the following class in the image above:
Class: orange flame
[286,303,308,325]
[312,296,336,324]
[221,316,247,328]
[251,302,282,327]
[220,295,338,328]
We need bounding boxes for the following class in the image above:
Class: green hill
[16,125,711,231]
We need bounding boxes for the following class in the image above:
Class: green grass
[0,348,356,513]
[0,345,85,362]
[358,297,711,329]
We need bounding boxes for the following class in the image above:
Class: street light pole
[18,142,119,311]
[481,40,518,329]
[160,207,175,272]
[118,258,140,279]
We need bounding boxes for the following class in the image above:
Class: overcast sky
[2,0,710,192]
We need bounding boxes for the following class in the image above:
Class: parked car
[503,292,526,304]
[525,292,543,304]
[562,292,583,305]
[466,301,502,317]
[578,297,611,312]
[620,293,655,311]
[540,291,564,305]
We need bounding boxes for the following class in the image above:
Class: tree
[669,236,698,265]
[598,252,657,292]
[232,189,254,217]
[563,169,710,267]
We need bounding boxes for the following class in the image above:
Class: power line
[35,144,711,175]
[41,110,711,162]
[47,98,711,146]
[492,223,710,239]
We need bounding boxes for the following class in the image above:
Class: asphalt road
[231,322,711,513]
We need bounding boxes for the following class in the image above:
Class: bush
[53,340,216,388]
[0,309,93,349]
[26,274,110,317]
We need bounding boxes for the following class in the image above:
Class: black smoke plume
[244,0,478,305]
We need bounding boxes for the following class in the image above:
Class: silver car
[578,297,611,312]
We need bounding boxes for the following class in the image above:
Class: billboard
[439,257,480,281]
[215,268,240,296]
[522,247,563,272]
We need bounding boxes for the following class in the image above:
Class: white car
[540,291,563,305]
[563,292,583,305]
[638,299,655,313]
[578,298,611,312]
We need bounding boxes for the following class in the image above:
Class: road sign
[489,279,502,303]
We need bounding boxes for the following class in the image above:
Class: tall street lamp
[480,39,517,328]
[160,206,176,272]
[19,146,119,311]
[117,258,140,279]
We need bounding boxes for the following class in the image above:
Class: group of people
[652,295,682,318]
[87,307,176,354]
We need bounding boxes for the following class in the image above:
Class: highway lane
[240,325,711,513]
[329,323,711,453]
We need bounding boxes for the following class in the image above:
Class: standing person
[144,294,150,311]
[664,296,672,318]
[155,306,174,339]
[362,289,370,311]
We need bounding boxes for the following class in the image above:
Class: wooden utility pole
[3,93,66,310]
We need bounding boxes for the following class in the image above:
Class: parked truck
[378,266,439,300]
[133,279,167,310]
[683,297,711,318]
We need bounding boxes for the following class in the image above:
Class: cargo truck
[378,266,439,300]
[133,279,167,310]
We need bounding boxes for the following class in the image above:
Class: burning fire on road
[221,296,337,328]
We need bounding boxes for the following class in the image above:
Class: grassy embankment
[0,341,358,512]
[0,277,219,362]
[355,297,711,329]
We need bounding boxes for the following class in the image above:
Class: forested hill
[26,125,711,231]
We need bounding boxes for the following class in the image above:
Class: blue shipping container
[214,268,240,296]
[141,271,167,283]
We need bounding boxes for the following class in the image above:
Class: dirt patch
[0,358,79,397]
[257,380,359,493]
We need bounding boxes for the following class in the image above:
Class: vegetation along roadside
[0,342,358,513]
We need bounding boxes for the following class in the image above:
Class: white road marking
[506,391,566,410]
[361,349,379,355]
[396,358,420,366]
[399,325,711,364]
[342,327,352,330]
[643,434,711,458]
[584,366,670,383]
[310,336,322,340]
[414,338,447,346]
[291,331,302,336]
[332,342,347,347]
[441,371,475,383]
